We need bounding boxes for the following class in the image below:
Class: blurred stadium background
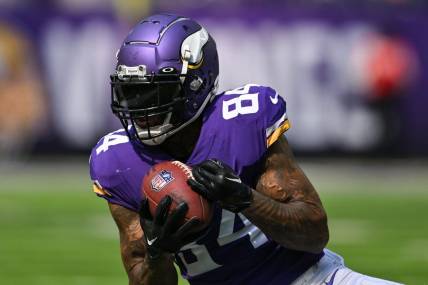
[1,0,427,284]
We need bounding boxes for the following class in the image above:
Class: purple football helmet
[110,14,219,145]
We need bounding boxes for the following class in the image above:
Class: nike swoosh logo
[270,92,279,104]
[225,177,242,183]
[147,237,158,245]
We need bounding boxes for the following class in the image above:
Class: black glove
[188,159,253,213]
[139,195,200,260]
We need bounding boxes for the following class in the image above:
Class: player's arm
[243,136,328,253]
[189,136,328,254]
[108,202,178,285]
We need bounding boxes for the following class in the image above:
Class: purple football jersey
[89,84,323,284]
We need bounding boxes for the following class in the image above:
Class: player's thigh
[331,268,403,285]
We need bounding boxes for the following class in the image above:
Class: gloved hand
[188,159,253,213]
[139,195,200,260]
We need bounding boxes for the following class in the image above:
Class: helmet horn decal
[180,27,209,75]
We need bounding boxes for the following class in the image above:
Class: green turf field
[0,160,427,284]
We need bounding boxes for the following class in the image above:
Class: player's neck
[160,117,203,162]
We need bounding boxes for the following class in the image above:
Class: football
[142,160,213,231]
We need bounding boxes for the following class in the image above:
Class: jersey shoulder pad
[89,128,164,212]
[258,85,290,147]
[89,129,130,197]
[219,84,290,147]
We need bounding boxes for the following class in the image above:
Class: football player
[89,14,402,285]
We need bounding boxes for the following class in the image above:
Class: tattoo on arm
[242,137,329,253]
[108,203,177,285]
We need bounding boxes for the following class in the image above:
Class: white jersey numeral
[176,210,268,277]
[222,93,259,120]
[95,129,129,154]
[218,210,268,248]
[176,243,221,277]
[222,84,260,120]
